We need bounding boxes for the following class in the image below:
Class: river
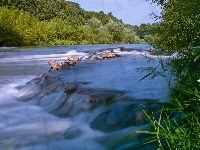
[0,44,171,149]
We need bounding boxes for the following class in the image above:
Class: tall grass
[138,47,200,149]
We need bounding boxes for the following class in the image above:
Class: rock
[48,59,61,71]
[148,46,155,52]
[102,53,113,59]
[90,102,163,133]
[47,48,122,71]
[102,52,121,59]
[119,47,126,51]
[48,58,77,71]
[64,127,83,139]
[115,54,122,57]
[68,56,81,62]
[64,86,77,94]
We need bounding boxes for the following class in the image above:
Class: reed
[137,47,200,149]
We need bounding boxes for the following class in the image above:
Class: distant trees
[96,26,113,44]
[123,28,138,43]
[136,23,152,39]
[0,0,67,20]
[133,23,159,43]
[0,0,155,46]
[106,19,124,43]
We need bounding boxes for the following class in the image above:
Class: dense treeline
[0,0,156,46]
[141,0,200,149]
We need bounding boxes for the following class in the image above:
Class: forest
[0,0,156,46]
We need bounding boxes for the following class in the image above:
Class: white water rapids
[0,44,172,149]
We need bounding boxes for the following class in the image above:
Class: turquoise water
[0,44,172,149]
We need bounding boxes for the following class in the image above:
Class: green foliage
[0,0,67,21]
[1,0,158,46]
[0,7,54,46]
[85,11,123,25]
[144,102,200,150]
[106,19,124,43]
[0,8,24,46]
[122,28,137,43]
[0,26,24,46]
[95,26,113,44]
[151,0,200,52]
[144,34,154,43]
[75,25,95,44]
[88,17,101,29]
[136,23,152,39]
[141,78,200,149]
[49,19,75,41]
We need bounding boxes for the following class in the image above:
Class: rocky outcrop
[48,59,76,71]
[48,48,122,71]
[103,52,122,59]
[48,59,61,71]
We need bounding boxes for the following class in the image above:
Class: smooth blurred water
[0,44,172,149]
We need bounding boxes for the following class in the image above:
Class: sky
[69,0,161,26]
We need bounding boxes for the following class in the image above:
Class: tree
[0,7,54,46]
[88,17,101,29]
[122,28,137,43]
[0,0,67,21]
[136,23,152,39]
[148,0,200,52]
[74,25,95,44]
[106,19,124,43]
[96,26,113,44]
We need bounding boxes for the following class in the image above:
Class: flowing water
[0,44,171,149]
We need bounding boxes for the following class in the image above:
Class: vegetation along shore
[0,0,157,46]
[137,0,200,149]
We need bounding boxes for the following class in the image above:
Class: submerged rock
[64,127,83,139]
[51,89,123,118]
[90,101,163,133]
[64,86,77,94]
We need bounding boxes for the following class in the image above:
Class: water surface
[0,44,171,149]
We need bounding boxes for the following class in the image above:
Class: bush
[0,7,55,46]
[122,28,137,44]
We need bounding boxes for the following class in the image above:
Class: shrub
[0,7,54,46]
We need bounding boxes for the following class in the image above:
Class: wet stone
[64,127,83,139]
[90,102,163,133]
[64,86,77,94]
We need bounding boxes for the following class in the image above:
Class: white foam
[144,52,171,58]
[113,48,121,53]
[66,50,86,56]
[0,50,87,64]
[0,76,35,100]
[114,50,142,55]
